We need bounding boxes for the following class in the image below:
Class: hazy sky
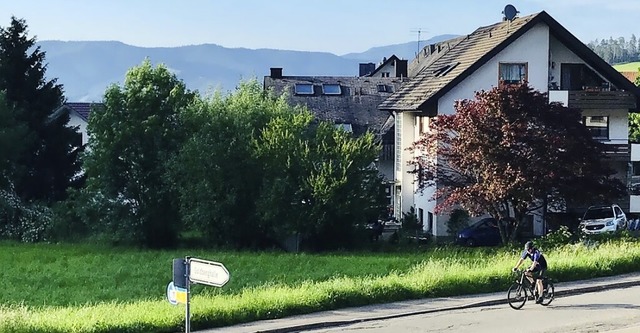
[0,0,638,55]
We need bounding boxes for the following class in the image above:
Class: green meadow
[613,62,640,72]
[1,240,640,332]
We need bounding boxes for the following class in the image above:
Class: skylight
[322,84,342,95]
[433,62,460,77]
[294,83,314,95]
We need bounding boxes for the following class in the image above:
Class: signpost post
[167,257,230,333]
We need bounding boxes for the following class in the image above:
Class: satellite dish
[503,4,519,21]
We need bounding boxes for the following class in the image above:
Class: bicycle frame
[508,269,554,309]
[516,270,537,294]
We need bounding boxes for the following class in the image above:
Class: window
[381,72,390,77]
[377,84,391,92]
[334,123,352,133]
[499,63,527,84]
[417,116,430,134]
[561,63,605,90]
[582,116,609,139]
[322,84,341,95]
[427,212,434,232]
[294,83,314,95]
[433,62,459,77]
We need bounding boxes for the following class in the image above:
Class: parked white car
[578,204,627,234]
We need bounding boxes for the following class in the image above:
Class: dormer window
[322,84,341,95]
[294,83,314,95]
[499,63,528,84]
[377,84,391,92]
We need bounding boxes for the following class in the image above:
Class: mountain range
[37,35,458,102]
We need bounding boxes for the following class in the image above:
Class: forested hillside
[588,35,640,65]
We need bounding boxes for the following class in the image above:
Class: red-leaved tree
[409,83,626,243]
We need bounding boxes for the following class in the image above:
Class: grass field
[1,239,640,332]
[613,62,640,72]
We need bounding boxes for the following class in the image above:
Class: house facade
[263,61,409,209]
[379,11,640,237]
[55,102,97,146]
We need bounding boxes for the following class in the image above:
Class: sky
[0,0,639,55]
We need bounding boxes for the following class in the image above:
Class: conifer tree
[0,17,82,203]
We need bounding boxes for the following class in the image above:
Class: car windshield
[472,218,497,229]
[583,207,613,220]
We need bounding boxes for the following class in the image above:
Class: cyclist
[512,240,548,304]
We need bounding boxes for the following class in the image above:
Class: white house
[54,102,97,146]
[379,11,640,237]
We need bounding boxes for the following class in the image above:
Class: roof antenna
[411,28,427,60]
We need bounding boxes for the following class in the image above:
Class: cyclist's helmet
[524,240,534,251]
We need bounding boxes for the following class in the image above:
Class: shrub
[536,225,573,251]
[0,187,51,242]
[446,208,470,236]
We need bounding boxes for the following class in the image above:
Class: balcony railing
[568,91,636,110]
[602,143,630,157]
[549,90,637,110]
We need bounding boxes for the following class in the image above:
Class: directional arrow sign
[189,258,230,287]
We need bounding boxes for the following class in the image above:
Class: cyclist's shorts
[531,267,546,277]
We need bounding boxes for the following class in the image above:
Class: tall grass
[1,240,639,332]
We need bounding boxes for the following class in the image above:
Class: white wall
[68,112,88,145]
[394,111,417,217]
[437,23,550,117]
[581,109,629,144]
[418,23,550,235]
[371,61,397,78]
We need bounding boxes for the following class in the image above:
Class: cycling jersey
[521,248,548,270]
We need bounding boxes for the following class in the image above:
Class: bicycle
[507,269,555,309]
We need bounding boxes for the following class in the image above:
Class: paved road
[299,285,640,333]
[210,272,640,333]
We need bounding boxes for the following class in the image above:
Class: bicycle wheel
[507,282,527,309]
[541,281,555,306]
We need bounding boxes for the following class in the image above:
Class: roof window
[433,62,460,77]
[322,84,342,95]
[294,83,314,95]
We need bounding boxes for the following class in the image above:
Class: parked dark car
[456,217,502,247]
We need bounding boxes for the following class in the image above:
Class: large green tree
[0,92,26,189]
[170,81,272,248]
[171,81,386,250]
[0,17,82,203]
[410,83,626,242]
[84,60,196,248]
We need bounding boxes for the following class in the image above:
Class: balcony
[549,90,636,110]
[601,143,630,160]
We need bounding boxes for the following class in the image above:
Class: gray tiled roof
[65,102,99,121]
[380,11,640,112]
[264,75,407,135]
[379,12,538,111]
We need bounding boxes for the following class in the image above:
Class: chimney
[270,67,283,79]
[395,59,408,78]
[359,63,375,77]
